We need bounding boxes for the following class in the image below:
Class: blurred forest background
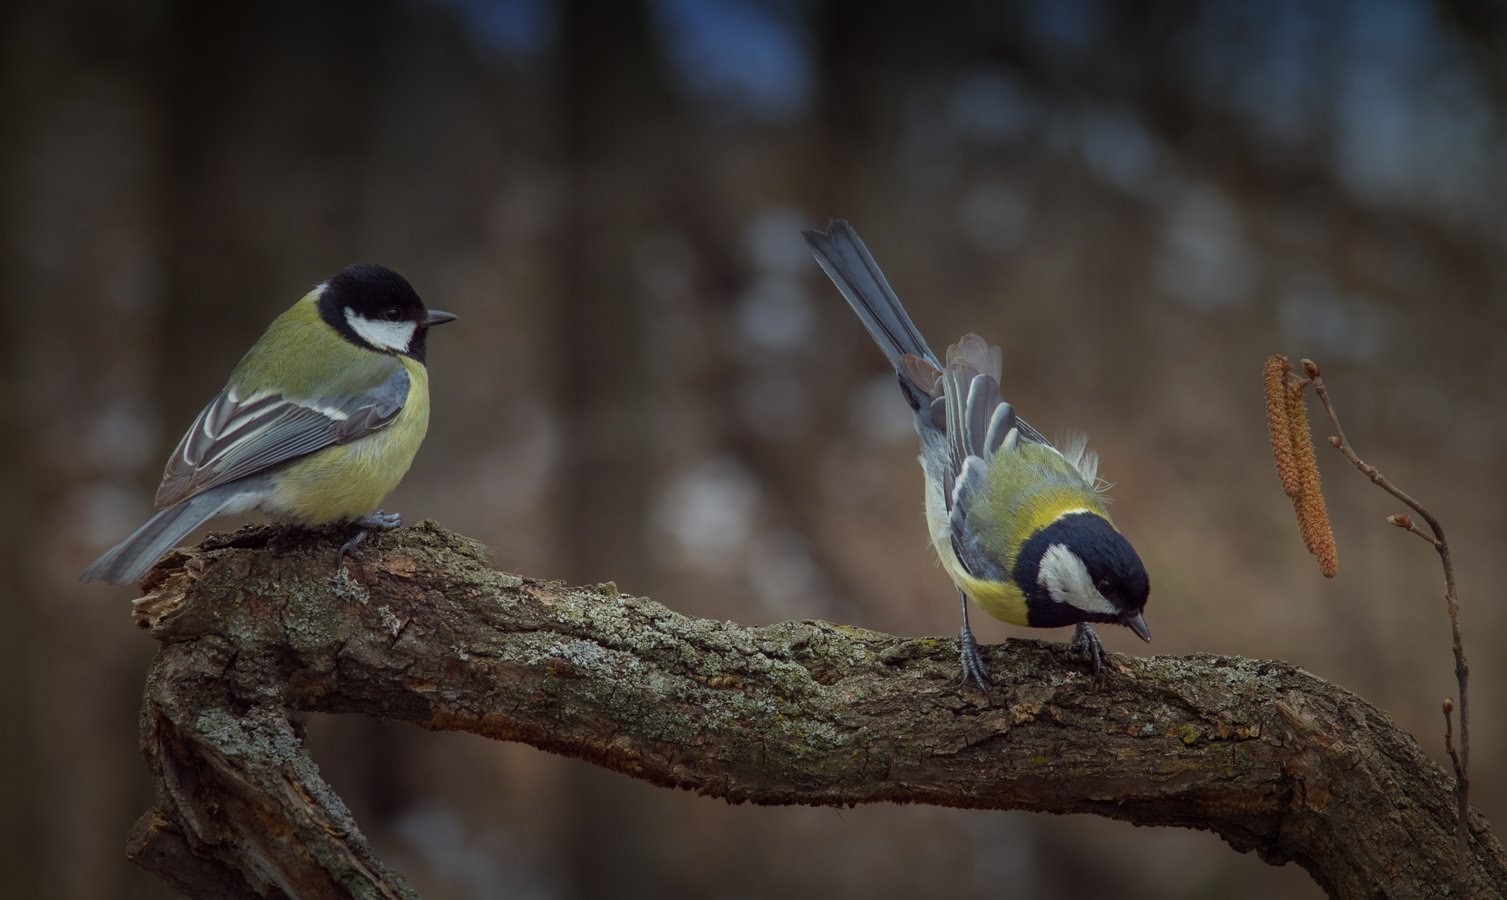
[3,0,1504,897]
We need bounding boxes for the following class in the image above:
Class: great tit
[82,265,456,585]
[804,220,1149,686]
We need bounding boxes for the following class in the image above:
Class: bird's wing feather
[947,455,1009,581]
[1014,414,1052,447]
[940,335,1094,581]
[936,335,1047,449]
[155,365,410,508]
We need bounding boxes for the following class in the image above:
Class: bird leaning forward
[803,219,1149,688]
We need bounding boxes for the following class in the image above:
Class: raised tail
[806,219,1056,449]
[804,220,939,375]
[81,485,242,584]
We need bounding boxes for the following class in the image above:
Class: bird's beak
[1123,612,1152,643]
[423,309,458,327]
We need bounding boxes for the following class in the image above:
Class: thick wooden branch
[125,522,1505,898]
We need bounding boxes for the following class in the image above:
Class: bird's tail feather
[81,487,239,584]
[804,220,938,373]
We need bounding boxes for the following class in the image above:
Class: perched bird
[82,265,456,584]
[803,220,1149,686]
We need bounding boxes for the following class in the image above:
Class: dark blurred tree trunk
[1,3,174,897]
[554,0,663,589]
[157,0,389,398]
[554,2,674,896]
[808,0,903,216]
[0,8,45,896]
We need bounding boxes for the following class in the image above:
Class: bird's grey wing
[1014,415,1051,447]
[154,366,410,508]
[942,333,1051,449]
[937,342,1019,583]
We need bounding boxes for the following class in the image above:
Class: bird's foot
[358,510,403,531]
[1069,622,1105,676]
[337,511,403,566]
[959,624,993,692]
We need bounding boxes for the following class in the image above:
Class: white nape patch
[345,308,416,352]
[1038,543,1118,616]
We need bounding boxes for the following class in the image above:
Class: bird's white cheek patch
[345,309,416,352]
[1038,543,1118,616]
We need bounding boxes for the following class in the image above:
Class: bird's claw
[337,510,403,566]
[358,510,403,531]
[1069,622,1105,676]
[960,625,992,691]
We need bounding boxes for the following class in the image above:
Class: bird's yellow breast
[932,534,1032,625]
[268,357,430,525]
[926,481,1031,626]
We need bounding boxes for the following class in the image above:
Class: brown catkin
[1285,380,1338,576]
[1265,355,1339,578]
[1264,356,1301,498]
[1285,380,1319,551]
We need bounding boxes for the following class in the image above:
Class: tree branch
[125,522,1505,899]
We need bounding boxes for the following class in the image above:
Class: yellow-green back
[229,293,403,400]
[974,441,1112,571]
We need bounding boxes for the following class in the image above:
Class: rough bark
[125,522,1504,899]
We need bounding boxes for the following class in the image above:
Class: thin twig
[1445,699,1464,783]
[1387,514,1442,549]
[1304,358,1471,890]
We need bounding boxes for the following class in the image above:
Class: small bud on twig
[1387,512,1442,548]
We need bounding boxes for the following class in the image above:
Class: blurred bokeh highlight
[3,0,1503,897]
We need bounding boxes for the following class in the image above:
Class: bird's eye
[384,306,402,321]
[1096,577,1113,593]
